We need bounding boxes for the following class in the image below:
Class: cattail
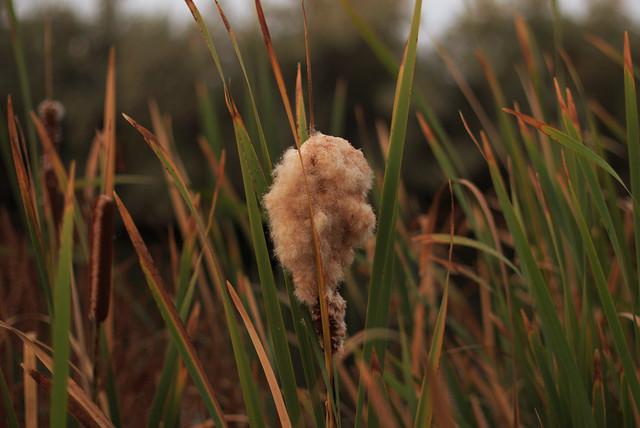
[264,132,376,354]
[38,99,65,226]
[88,194,115,323]
[38,100,65,149]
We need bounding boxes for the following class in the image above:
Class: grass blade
[7,96,53,314]
[28,368,114,428]
[504,109,631,194]
[415,182,453,427]
[355,1,421,423]
[330,79,347,137]
[482,134,597,428]
[335,0,397,75]
[214,0,273,177]
[414,262,453,427]
[355,356,398,428]
[296,64,309,143]
[227,97,303,426]
[102,47,116,196]
[113,192,228,428]
[0,321,115,427]
[565,159,640,416]
[31,111,89,257]
[254,0,299,147]
[336,0,463,173]
[50,163,76,427]
[187,5,333,422]
[184,0,226,84]
[284,275,325,427]
[302,2,314,132]
[5,0,39,188]
[0,105,21,221]
[363,0,421,365]
[24,332,37,428]
[413,234,520,276]
[0,365,19,428]
[227,281,292,428]
[251,3,337,418]
[623,32,640,298]
[147,236,201,427]
[196,82,223,156]
[122,114,268,427]
[585,33,640,79]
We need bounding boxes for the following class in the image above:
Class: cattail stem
[91,323,101,401]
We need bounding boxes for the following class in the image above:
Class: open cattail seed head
[264,132,376,354]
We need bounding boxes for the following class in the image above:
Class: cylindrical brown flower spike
[88,194,115,323]
[38,100,65,227]
[264,132,376,355]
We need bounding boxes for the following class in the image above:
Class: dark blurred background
[1,0,639,223]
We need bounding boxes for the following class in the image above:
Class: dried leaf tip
[624,31,633,75]
[264,132,376,354]
[88,194,115,323]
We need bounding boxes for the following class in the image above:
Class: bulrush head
[38,99,65,226]
[88,194,115,323]
[264,132,376,354]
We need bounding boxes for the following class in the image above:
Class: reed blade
[227,98,303,426]
[7,96,53,315]
[355,1,422,425]
[113,193,228,428]
[50,164,76,427]
[227,281,292,428]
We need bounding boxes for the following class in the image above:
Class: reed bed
[1,0,639,426]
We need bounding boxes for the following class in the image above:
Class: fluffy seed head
[264,132,376,353]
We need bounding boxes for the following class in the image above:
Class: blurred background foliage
[1,0,638,225]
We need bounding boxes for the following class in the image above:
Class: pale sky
[12,0,640,40]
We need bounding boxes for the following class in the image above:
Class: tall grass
[1,0,640,426]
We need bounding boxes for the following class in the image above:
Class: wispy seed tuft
[264,132,376,354]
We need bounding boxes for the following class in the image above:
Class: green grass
[1,0,640,426]
[49,164,76,428]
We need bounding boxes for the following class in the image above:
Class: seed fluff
[264,132,376,355]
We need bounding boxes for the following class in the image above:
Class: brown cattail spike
[264,132,376,355]
[38,100,65,226]
[310,290,347,354]
[88,194,115,323]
